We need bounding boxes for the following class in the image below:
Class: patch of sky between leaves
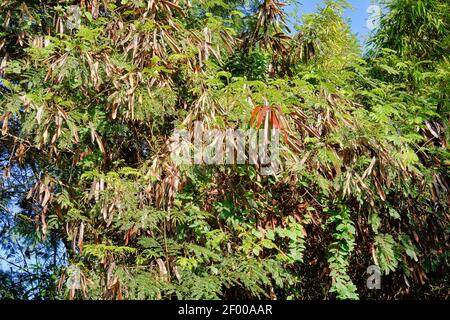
[285,0,378,49]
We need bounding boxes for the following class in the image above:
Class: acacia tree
[0,0,448,299]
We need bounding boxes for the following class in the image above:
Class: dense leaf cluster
[0,0,448,299]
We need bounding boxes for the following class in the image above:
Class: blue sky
[286,0,377,46]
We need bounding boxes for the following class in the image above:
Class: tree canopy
[0,0,448,300]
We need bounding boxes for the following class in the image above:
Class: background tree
[0,0,448,300]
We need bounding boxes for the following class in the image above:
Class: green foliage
[327,206,358,300]
[0,0,448,300]
[369,0,449,60]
